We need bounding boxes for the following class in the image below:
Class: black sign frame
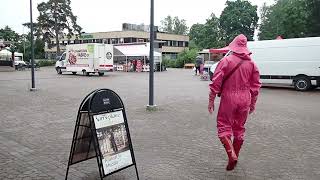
[65,89,139,180]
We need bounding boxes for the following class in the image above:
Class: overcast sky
[1,0,275,35]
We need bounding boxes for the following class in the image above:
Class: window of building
[178,41,183,47]
[184,41,189,47]
[138,38,144,42]
[83,40,89,43]
[95,39,102,43]
[132,38,137,42]
[124,38,131,43]
[171,53,178,59]
[173,41,178,47]
[88,39,93,43]
[111,38,119,44]
[162,41,167,46]
[162,52,178,60]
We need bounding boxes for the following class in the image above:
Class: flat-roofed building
[45,27,189,60]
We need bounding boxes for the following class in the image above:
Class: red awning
[209,46,230,54]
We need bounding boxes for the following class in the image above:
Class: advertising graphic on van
[68,50,77,64]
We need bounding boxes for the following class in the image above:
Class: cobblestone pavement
[0,67,319,180]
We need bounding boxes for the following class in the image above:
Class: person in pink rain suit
[208,34,261,171]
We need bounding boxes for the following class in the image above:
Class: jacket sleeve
[209,58,229,102]
[249,62,262,111]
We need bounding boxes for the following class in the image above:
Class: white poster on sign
[94,111,124,129]
[93,111,133,175]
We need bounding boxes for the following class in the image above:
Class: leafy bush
[161,58,169,67]
[37,60,56,67]
[162,57,177,68]
[175,58,184,68]
[168,60,177,68]
[175,48,198,68]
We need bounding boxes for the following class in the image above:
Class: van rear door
[97,44,106,70]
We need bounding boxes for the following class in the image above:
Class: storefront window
[96,39,102,43]
[111,38,119,44]
[124,38,131,43]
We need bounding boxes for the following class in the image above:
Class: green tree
[22,22,43,40]
[0,26,20,42]
[189,23,205,49]
[20,23,46,60]
[175,48,198,68]
[0,26,21,61]
[189,14,224,49]
[15,33,45,61]
[0,26,45,61]
[37,0,82,55]
[219,0,259,43]
[161,16,173,33]
[161,15,188,35]
[259,0,320,40]
[17,34,30,61]
[306,0,320,37]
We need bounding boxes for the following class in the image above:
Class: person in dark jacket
[195,55,203,75]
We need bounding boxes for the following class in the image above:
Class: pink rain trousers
[209,53,261,141]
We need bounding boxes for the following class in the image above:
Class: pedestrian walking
[208,34,261,171]
[195,55,203,75]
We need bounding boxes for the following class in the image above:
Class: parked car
[204,61,216,72]
[26,62,40,70]
[14,60,26,66]
[204,61,218,80]
[199,61,217,81]
[14,60,27,70]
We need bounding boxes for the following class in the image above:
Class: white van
[210,37,320,91]
[55,43,113,76]
[249,37,320,91]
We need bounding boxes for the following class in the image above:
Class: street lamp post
[147,0,156,111]
[30,0,36,91]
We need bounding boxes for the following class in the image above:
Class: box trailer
[55,43,113,76]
